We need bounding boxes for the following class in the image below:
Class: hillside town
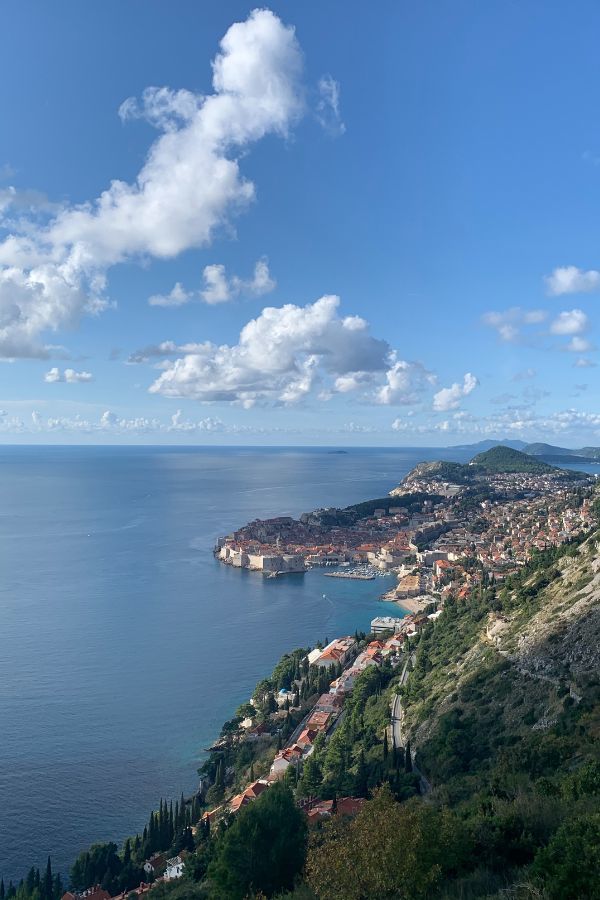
[214,451,595,611]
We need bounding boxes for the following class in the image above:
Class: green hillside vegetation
[401,460,475,486]
[400,445,583,492]
[469,445,570,475]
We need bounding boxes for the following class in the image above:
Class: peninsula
[214,447,594,612]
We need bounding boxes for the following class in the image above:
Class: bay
[2,443,582,882]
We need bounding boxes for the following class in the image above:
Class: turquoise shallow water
[0,443,528,881]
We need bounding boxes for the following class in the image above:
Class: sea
[0,445,596,882]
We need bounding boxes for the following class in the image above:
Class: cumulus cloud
[433,372,478,412]
[0,9,304,356]
[316,75,346,136]
[44,367,94,383]
[201,257,275,304]
[147,258,276,307]
[550,308,589,336]
[376,360,436,405]
[545,265,600,296]
[482,308,547,343]
[147,295,395,407]
[565,335,595,353]
[148,282,192,308]
[574,357,597,368]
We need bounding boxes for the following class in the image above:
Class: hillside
[396,444,582,493]
[397,534,600,898]
[469,444,566,474]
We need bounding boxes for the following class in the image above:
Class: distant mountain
[524,443,600,463]
[448,439,527,452]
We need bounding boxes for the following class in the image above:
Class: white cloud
[44,366,94,383]
[316,75,346,136]
[245,257,276,297]
[200,264,232,304]
[565,335,595,353]
[148,282,192,307]
[550,308,589,335]
[147,258,276,307]
[118,87,202,131]
[545,265,600,296]
[148,295,393,406]
[0,9,304,357]
[433,372,478,412]
[201,257,276,304]
[574,357,597,368]
[482,308,547,343]
[376,360,436,405]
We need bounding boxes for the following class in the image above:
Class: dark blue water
[0,445,454,883]
[2,445,592,882]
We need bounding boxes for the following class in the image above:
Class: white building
[164,856,185,881]
[371,616,405,635]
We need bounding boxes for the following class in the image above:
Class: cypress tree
[0,878,4,900]
[356,750,368,798]
[123,838,131,866]
[53,873,63,900]
[250,761,255,781]
[405,740,413,773]
[25,868,36,894]
[383,729,389,761]
[43,857,52,900]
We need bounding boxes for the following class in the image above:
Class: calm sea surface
[0,445,595,881]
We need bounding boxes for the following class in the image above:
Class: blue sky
[1,0,600,445]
